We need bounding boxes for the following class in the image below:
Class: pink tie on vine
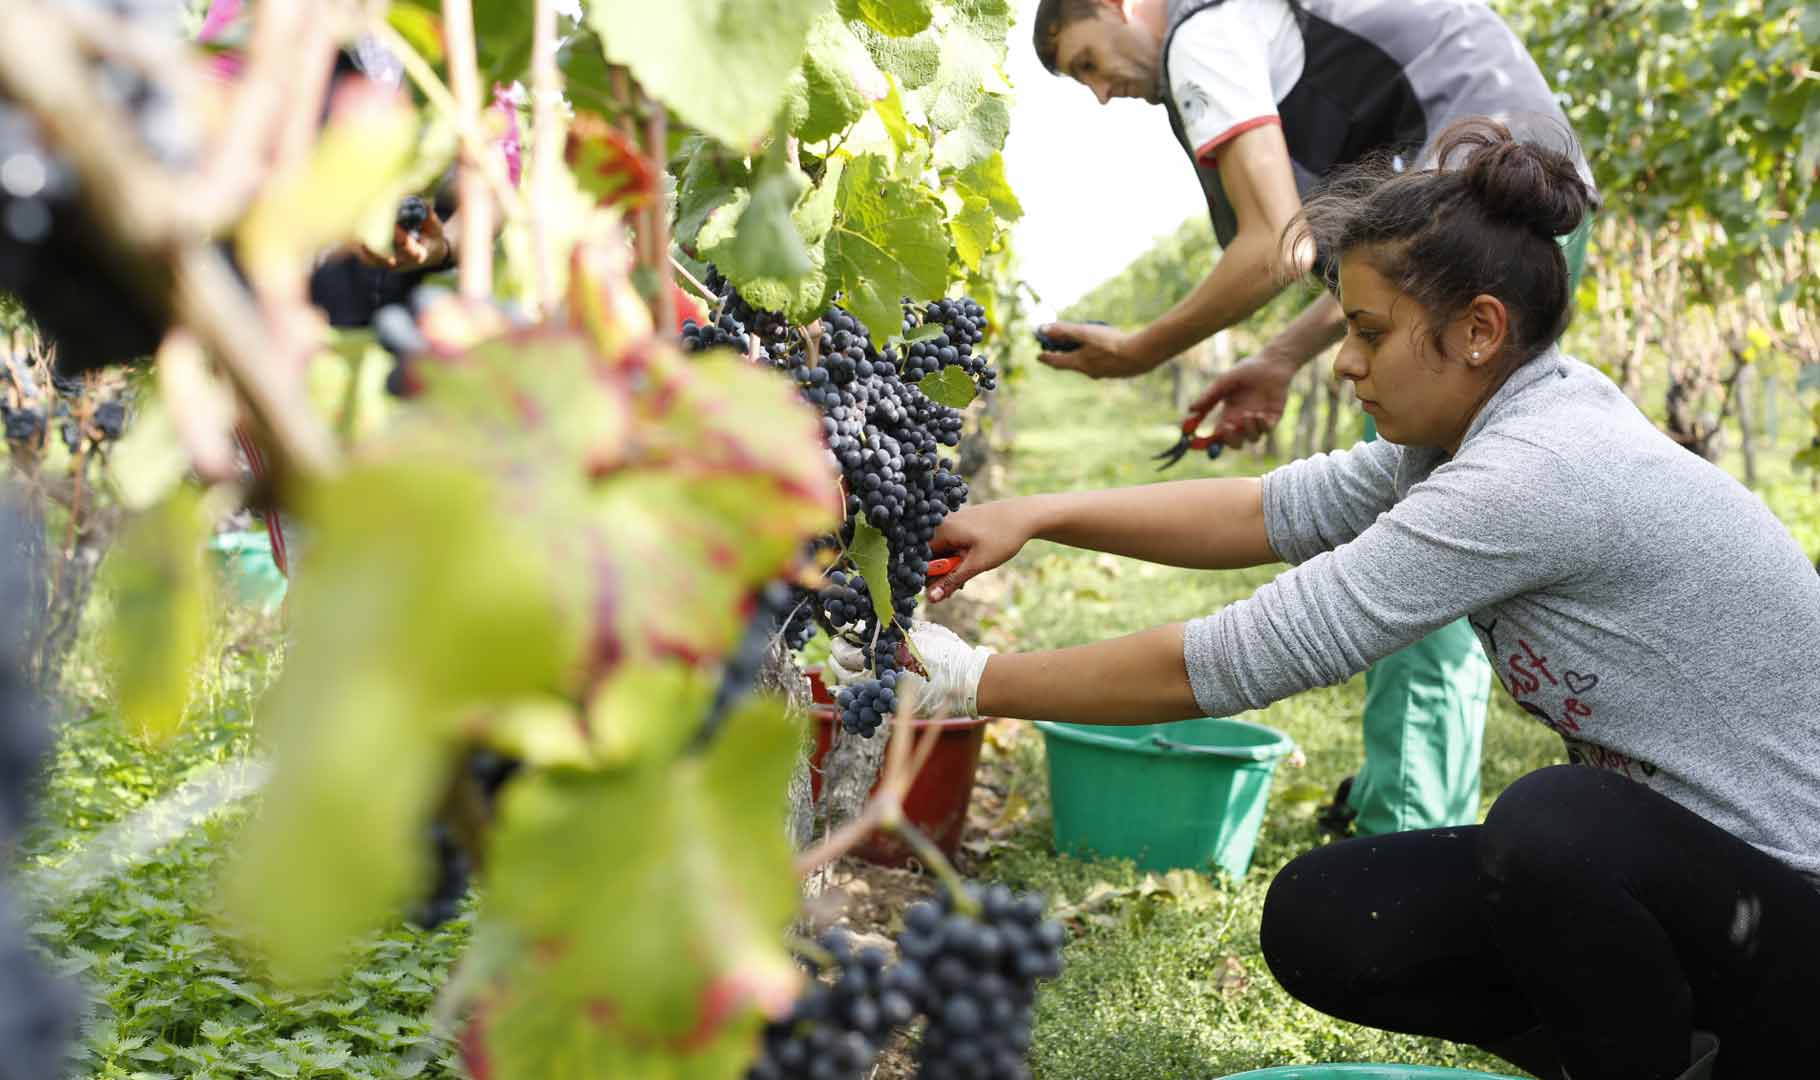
[198,0,242,41]
[197,0,245,79]
[493,83,524,187]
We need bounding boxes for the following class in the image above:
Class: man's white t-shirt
[1166,0,1305,166]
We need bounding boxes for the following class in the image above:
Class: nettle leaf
[483,698,803,1069]
[954,151,1022,221]
[825,154,949,342]
[698,160,813,283]
[933,91,1010,171]
[950,192,996,271]
[101,488,212,745]
[588,0,828,149]
[847,514,895,633]
[916,366,978,410]
[226,464,578,986]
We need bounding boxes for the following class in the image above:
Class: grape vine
[683,271,995,736]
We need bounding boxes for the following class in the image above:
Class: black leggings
[1260,766,1820,1079]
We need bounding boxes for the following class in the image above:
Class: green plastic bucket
[207,531,288,612]
[1221,1066,1522,1079]
[1034,717,1294,879]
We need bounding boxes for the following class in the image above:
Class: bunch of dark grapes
[898,885,1065,1080]
[396,195,430,235]
[747,886,1065,1080]
[681,272,996,736]
[747,929,907,1080]
[0,1,200,377]
[1,355,132,459]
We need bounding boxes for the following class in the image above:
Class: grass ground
[9,353,1815,1079]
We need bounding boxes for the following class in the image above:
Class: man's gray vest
[1159,0,1591,248]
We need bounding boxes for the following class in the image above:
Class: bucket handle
[1146,734,1294,762]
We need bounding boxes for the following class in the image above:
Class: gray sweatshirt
[1184,350,1820,881]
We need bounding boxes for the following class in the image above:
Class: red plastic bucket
[805,671,987,868]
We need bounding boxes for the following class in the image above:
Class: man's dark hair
[1033,0,1109,75]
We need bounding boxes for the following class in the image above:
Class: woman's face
[1332,254,1499,453]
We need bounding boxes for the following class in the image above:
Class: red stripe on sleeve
[1194,115,1283,168]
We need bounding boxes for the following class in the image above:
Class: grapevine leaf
[225,463,578,986]
[904,323,945,343]
[101,489,211,745]
[585,662,713,768]
[484,698,803,1057]
[385,2,445,68]
[237,81,416,285]
[794,155,845,247]
[385,0,533,83]
[873,77,916,153]
[824,154,948,343]
[855,23,941,90]
[837,0,934,36]
[954,151,1023,221]
[671,136,751,253]
[933,92,1010,170]
[587,0,828,149]
[914,5,1007,136]
[590,353,839,665]
[950,193,996,272]
[796,14,886,143]
[916,366,978,410]
[698,160,813,282]
[847,514,895,634]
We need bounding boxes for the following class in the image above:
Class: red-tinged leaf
[567,111,659,211]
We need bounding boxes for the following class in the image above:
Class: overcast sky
[1000,0,1208,320]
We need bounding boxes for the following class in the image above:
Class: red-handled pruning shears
[1153,402,1226,471]
[926,556,962,579]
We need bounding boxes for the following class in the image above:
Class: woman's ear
[1461,294,1510,370]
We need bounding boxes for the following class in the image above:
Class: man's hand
[1036,321,1157,379]
[354,207,452,272]
[826,621,994,718]
[1190,352,1302,446]
[925,498,1044,602]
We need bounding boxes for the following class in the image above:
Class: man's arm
[1194,292,1348,445]
[1041,125,1312,379]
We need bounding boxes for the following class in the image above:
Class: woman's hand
[826,621,994,718]
[927,498,1043,602]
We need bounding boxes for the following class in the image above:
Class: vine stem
[527,0,562,315]
[644,90,674,333]
[670,256,715,303]
[441,0,492,300]
[373,22,525,226]
[793,687,953,881]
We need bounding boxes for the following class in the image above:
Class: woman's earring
[1471,350,1481,360]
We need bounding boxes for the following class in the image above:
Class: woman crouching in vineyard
[833,119,1820,1080]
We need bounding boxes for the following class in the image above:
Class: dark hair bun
[1437,118,1594,238]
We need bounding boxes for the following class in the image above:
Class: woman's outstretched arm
[973,623,1202,726]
